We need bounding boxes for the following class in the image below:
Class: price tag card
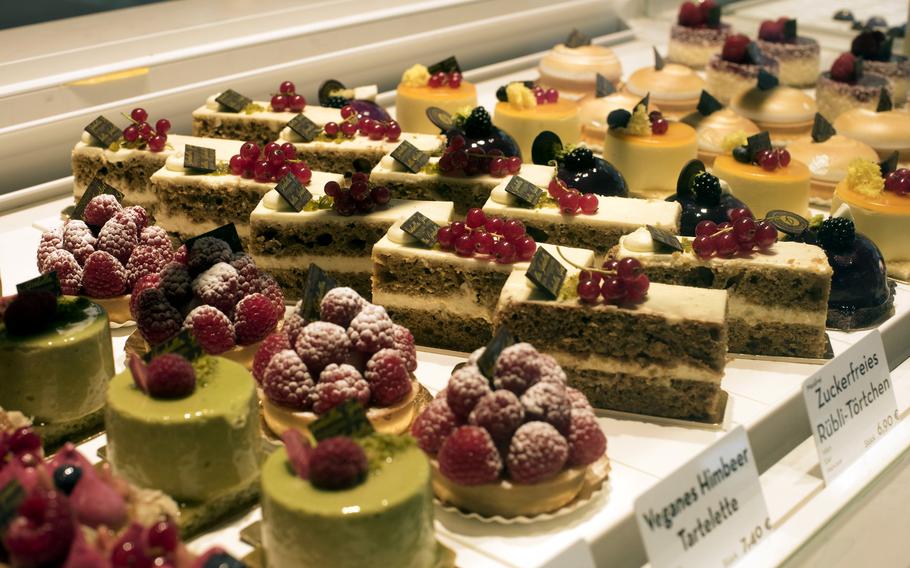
[635,426,771,568]
[802,330,898,483]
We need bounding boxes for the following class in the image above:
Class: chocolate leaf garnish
[531,131,563,165]
[811,113,837,143]
[697,91,723,116]
[757,69,779,90]
[877,87,893,111]
[318,79,346,105]
[653,47,665,70]
[676,159,706,199]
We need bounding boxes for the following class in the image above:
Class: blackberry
[817,217,855,252]
[323,95,350,109]
[691,172,722,205]
[463,107,493,138]
[562,147,594,171]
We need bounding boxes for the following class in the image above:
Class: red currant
[323,122,339,137]
[428,72,446,88]
[493,240,516,263]
[454,234,475,256]
[485,216,504,234]
[123,124,139,142]
[695,220,717,237]
[371,186,391,205]
[617,257,642,281]
[579,193,599,214]
[474,231,494,254]
[240,142,259,160]
[755,221,777,249]
[580,271,603,286]
[368,121,386,141]
[545,88,559,103]
[324,181,341,197]
[515,236,537,261]
[280,142,297,160]
[624,273,650,302]
[148,518,179,552]
[148,134,167,152]
[692,235,716,259]
[757,149,779,171]
[229,155,244,175]
[507,156,522,174]
[558,190,580,214]
[489,157,507,177]
[777,148,791,167]
[732,217,756,242]
[386,121,402,142]
[253,160,271,182]
[601,276,625,302]
[437,226,454,249]
[288,94,306,112]
[466,208,486,228]
[651,118,669,135]
[728,208,752,222]
[138,122,152,140]
[450,221,467,238]
[271,95,288,112]
[264,142,281,156]
[448,72,463,88]
[155,119,171,135]
[449,135,466,151]
[340,121,357,137]
[602,259,619,271]
[273,163,291,182]
[502,219,526,240]
[131,108,148,123]
[350,181,370,201]
[334,192,356,216]
[577,279,600,303]
[548,178,566,199]
[884,169,910,195]
[340,105,356,119]
[294,164,312,184]
[280,81,296,94]
[358,118,373,136]
[715,233,739,257]
[267,148,286,168]
[535,92,547,105]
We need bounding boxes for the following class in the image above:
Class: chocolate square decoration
[72,178,124,221]
[879,151,899,176]
[565,28,591,48]
[746,131,772,162]
[811,113,837,143]
[476,327,515,381]
[647,225,683,252]
[201,552,246,568]
[391,140,430,173]
[215,89,252,113]
[16,272,62,296]
[427,56,461,75]
[504,176,544,207]
[184,223,244,254]
[144,329,203,363]
[0,480,25,530]
[287,113,321,142]
[783,19,797,41]
[274,173,312,212]
[595,73,615,98]
[653,47,665,71]
[853,56,864,80]
[310,399,375,442]
[400,211,440,248]
[757,69,779,90]
[84,116,123,148]
[765,210,809,236]
[525,247,567,299]
[696,90,723,116]
[746,42,763,65]
[877,87,893,112]
[300,263,337,322]
[183,145,217,173]
[705,4,721,27]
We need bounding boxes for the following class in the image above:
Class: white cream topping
[81,131,100,146]
[353,85,378,101]
[387,220,417,245]
[372,289,495,320]
[278,130,444,154]
[280,126,303,142]
[262,189,294,212]
[165,153,189,173]
[623,227,655,252]
[251,196,452,226]
[490,185,517,206]
[205,93,222,111]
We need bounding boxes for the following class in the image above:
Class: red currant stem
[120,112,139,125]
[709,226,734,238]
[555,247,618,276]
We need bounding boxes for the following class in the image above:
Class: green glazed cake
[261,436,437,568]
[105,356,261,504]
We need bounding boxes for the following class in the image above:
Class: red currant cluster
[323,105,402,142]
[229,141,312,184]
[692,208,777,259]
[576,258,650,304]
[270,81,306,112]
[547,178,599,215]
[531,85,560,104]
[324,172,391,216]
[428,71,463,88]
[122,108,170,152]
[648,110,669,135]
[756,148,791,171]
[884,168,910,196]
[438,135,522,177]
[437,209,537,263]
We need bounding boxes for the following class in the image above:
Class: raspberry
[252,332,291,384]
[256,273,285,313]
[295,321,351,374]
[234,293,280,345]
[390,324,417,372]
[82,251,127,297]
[135,287,182,345]
[446,366,491,419]
[192,262,241,314]
[3,489,75,567]
[468,390,524,446]
[231,253,260,295]
[506,422,569,484]
[830,52,857,83]
[125,245,168,288]
[566,387,594,414]
[43,249,82,295]
[187,237,232,275]
[364,348,412,406]
[677,0,703,26]
[758,19,785,42]
[158,261,192,305]
[145,353,196,398]
[121,206,149,233]
[493,343,560,395]
[83,194,122,227]
[3,292,56,336]
[722,34,751,63]
[139,226,173,258]
[173,244,188,265]
[566,410,606,466]
[411,398,459,455]
[282,310,307,345]
[437,426,502,485]
[309,437,368,490]
[184,305,235,354]
[262,350,315,410]
[520,381,571,434]
[320,287,365,327]
[97,218,138,264]
[314,364,370,414]
[347,304,395,353]
[62,221,96,265]
[37,228,63,272]
[129,274,160,319]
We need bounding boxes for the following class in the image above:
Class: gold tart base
[93,295,132,325]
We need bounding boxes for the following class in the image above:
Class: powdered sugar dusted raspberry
[253,332,291,384]
[364,348,412,406]
[295,321,351,374]
[97,218,138,264]
[234,293,280,346]
[411,398,459,455]
[469,390,524,447]
[347,304,395,353]
[446,366,492,419]
[566,410,606,466]
[37,228,63,272]
[256,273,285,313]
[62,221,96,265]
[184,305,235,354]
[173,244,188,265]
[390,324,417,372]
[314,364,370,414]
[467,347,485,365]
[83,194,122,227]
[43,249,82,295]
[82,250,127,298]
[192,262,241,314]
[158,262,192,305]
[120,206,149,234]
[135,287,182,345]
[126,245,168,288]
[139,226,173,257]
[494,343,560,395]
[129,274,160,319]
[262,349,314,410]
[566,387,593,414]
[538,353,567,384]
[145,353,196,398]
[438,425,502,485]
[506,421,569,484]
[520,381,570,434]
[231,253,260,295]
[282,310,307,345]
[187,237,232,276]
[320,287,365,327]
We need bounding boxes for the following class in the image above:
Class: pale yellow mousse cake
[578,91,660,151]
[537,43,623,100]
[712,153,811,217]
[624,63,705,119]
[834,108,910,165]
[395,64,477,134]
[730,83,816,144]
[683,108,760,165]
[494,83,580,161]
[788,134,880,202]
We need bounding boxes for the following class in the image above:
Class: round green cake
[105,355,261,503]
[261,436,437,568]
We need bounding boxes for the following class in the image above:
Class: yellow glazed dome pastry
[668,0,730,69]
[578,90,660,151]
[730,71,815,144]
[833,105,910,164]
[681,91,759,165]
[625,55,705,119]
[602,98,697,199]
[493,82,580,161]
[538,42,622,100]
[395,61,477,134]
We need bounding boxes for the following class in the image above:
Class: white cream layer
[278,129,444,155]
[251,195,453,226]
[727,296,826,327]
[372,289,495,321]
[74,133,242,165]
[194,95,342,125]
[253,253,373,273]
[370,155,554,187]
[550,349,722,384]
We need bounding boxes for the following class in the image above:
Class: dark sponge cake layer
[192,116,281,148]
[252,220,390,258]
[513,219,626,258]
[151,177,266,229]
[267,266,372,302]
[383,306,491,354]
[72,153,166,208]
[373,178,493,216]
[297,147,387,177]
[728,319,828,358]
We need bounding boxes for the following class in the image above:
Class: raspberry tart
[729,72,816,144]
[412,342,608,518]
[537,41,623,100]
[493,82,580,161]
[668,0,730,69]
[681,90,760,165]
[755,18,820,87]
[624,56,705,119]
[254,287,425,437]
[851,30,910,107]
[705,34,779,105]
[395,62,478,134]
[816,52,891,120]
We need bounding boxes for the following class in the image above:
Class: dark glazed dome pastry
[532,131,628,198]
[666,160,748,235]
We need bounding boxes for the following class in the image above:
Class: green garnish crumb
[361,433,416,472]
[242,103,267,115]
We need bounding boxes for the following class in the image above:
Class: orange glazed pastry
[395,61,477,134]
[493,82,580,161]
